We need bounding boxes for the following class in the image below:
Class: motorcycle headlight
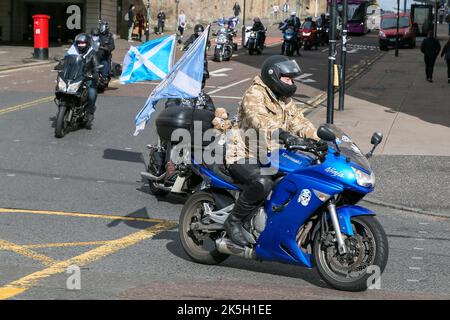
[57,78,67,91]
[67,81,82,93]
[352,167,375,188]
[217,35,227,44]
[303,32,311,36]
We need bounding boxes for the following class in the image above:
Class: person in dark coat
[127,4,136,42]
[97,20,115,81]
[251,17,266,50]
[157,10,166,35]
[440,38,450,83]
[420,31,441,82]
[136,12,145,41]
[233,2,241,17]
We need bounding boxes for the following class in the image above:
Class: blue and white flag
[120,35,176,84]
[133,25,210,136]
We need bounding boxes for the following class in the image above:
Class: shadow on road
[103,148,145,164]
[106,207,157,230]
[135,184,187,205]
[156,229,328,289]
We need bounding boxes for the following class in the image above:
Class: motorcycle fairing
[257,173,343,268]
[336,205,376,237]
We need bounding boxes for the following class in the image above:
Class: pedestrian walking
[438,6,445,24]
[177,10,187,38]
[283,1,290,19]
[157,10,166,35]
[446,10,450,36]
[126,4,136,42]
[273,4,280,21]
[440,38,450,83]
[233,2,241,17]
[420,31,441,82]
[137,12,145,42]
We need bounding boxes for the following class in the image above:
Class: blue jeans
[86,80,97,114]
[99,56,111,79]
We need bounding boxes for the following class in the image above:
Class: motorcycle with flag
[128,26,218,196]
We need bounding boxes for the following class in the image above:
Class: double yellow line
[0,96,54,117]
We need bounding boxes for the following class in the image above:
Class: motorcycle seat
[204,163,243,189]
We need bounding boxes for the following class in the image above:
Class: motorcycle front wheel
[312,215,389,292]
[179,192,229,265]
[54,105,69,138]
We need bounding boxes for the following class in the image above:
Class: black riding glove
[315,139,329,152]
[277,129,304,148]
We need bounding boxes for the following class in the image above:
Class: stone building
[0,0,328,42]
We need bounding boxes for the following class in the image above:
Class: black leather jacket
[82,48,101,84]
[98,32,115,59]
[251,21,265,32]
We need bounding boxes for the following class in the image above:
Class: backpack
[124,12,129,21]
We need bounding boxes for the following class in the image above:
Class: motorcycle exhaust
[216,238,256,260]
[140,171,165,181]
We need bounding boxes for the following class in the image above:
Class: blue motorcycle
[179,124,389,291]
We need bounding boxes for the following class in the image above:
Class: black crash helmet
[74,33,91,54]
[194,24,205,36]
[260,55,302,99]
[91,27,100,36]
[99,20,110,34]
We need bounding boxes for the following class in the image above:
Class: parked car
[378,13,416,50]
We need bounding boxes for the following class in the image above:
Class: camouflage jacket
[225,75,317,165]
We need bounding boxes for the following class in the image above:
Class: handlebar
[286,143,328,159]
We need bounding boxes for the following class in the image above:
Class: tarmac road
[0,34,449,300]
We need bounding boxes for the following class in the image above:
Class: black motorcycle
[247,29,266,55]
[213,27,236,62]
[141,95,217,196]
[54,55,100,138]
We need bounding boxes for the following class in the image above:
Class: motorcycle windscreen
[275,60,302,78]
[60,55,86,82]
[302,21,314,30]
[324,124,371,172]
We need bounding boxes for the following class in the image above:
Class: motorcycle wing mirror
[366,132,383,159]
[317,125,336,142]
[371,132,383,146]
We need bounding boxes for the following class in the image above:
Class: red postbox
[33,14,51,60]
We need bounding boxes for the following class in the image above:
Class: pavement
[305,23,450,217]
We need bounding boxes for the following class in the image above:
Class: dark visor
[275,60,302,78]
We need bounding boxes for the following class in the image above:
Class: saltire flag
[133,25,210,136]
[120,35,176,84]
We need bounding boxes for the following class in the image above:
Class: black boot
[85,112,94,130]
[224,214,249,247]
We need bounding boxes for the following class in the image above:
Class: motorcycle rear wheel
[312,215,389,291]
[54,105,69,138]
[179,192,229,265]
